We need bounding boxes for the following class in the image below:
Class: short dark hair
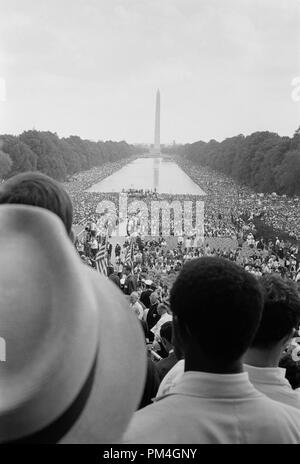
[251,274,300,348]
[160,321,173,345]
[124,264,132,272]
[0,172,73,234]
[170,257,263,363]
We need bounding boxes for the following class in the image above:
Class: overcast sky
[0,0,299,144]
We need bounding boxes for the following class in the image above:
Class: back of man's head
[160,321,173,346]
[170,257,263,365]
[0,172,73,234]
[150,292,158,305]
[130,291,138,303]
[157,302,168,316]
[251,274,300,349]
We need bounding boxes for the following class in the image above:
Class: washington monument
[152,89,160,154]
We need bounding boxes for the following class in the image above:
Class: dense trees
[2,128,299,196]
[0,131,138,181]
[0,135,37,176]
[164,131,300,196]
[0,150,12,178]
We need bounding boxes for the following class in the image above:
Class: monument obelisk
[153,89,160,154]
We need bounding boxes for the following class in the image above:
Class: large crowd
[71,155,300,285]
[1,165,300,444]
[63,157,137,224]
[176,156,300,241]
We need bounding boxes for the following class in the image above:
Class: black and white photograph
[0,0,300,451]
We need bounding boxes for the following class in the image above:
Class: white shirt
[123,371,300,444]
[130,301,144,320]
[143,307,149,322]
[244,364,300,409]
[156,359,185,398]
[90,239,98,250]
[77,243,84,252]
[151,312,173,339]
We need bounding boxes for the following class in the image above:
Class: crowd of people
[121,188,160,200]
[1,165,300,444]
[76,210,300,286]
[65,155,300,389]
[63,157,137,224]
[176,156,300,241]
[65,155,299,282]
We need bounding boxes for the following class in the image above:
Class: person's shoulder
[122,400,172,444]
[279,399,300,419]
[266,399,300,441]
[258,393,300,426]
[281,389,300,410]
[156,359,185,397]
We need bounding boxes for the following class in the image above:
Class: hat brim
[0,205,147,444]
[61,268,147,444]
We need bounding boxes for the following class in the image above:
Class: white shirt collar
[244,363,289,385]
[158,370,262,400]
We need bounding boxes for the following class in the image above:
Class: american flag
[124,238,134,267]
[95,235,108,276]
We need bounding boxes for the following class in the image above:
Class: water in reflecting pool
[87,157,206,195]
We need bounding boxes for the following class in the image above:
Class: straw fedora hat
[0,204,147,443]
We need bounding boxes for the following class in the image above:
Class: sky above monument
[0,0,299,144]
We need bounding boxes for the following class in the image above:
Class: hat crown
[0,205,146,444]
[0,205,98,439]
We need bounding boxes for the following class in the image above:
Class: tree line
[0,131,139,181]
[164,128,300,196]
